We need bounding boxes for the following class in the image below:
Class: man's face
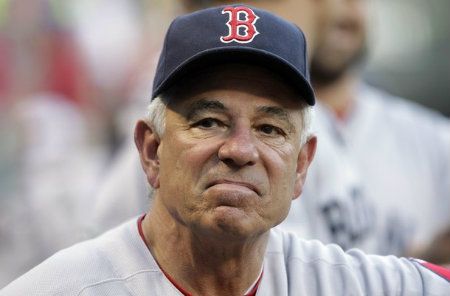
[148,65,315,239]
[310,0,368,84]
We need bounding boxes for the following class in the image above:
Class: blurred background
[365,0,450,115]
[0,0,448,288]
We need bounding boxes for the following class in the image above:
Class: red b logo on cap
[220,6,259,44]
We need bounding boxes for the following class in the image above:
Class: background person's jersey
[278,104,376,252]
[278,84,450,256]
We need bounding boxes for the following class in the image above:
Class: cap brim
[152,47,315,106]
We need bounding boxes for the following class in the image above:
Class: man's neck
[314,72,360,120]
[141,197,267,296]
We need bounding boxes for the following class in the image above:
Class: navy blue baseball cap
[152,5,315,106]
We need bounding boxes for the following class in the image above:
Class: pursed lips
[207,179,261,196]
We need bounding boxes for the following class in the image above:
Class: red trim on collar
[245,269,263,296]
[137,214,149,246]
[137,215,263,295]
[138,215,193,295]
[160,267,193,296]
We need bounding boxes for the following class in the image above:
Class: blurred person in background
[0,0,121,287]
[67,0,167,151]
[279,0,450,262]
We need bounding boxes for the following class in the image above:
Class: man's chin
[200,207,267,240]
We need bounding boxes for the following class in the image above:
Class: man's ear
[293,135,317,199]
[134,120,160,189]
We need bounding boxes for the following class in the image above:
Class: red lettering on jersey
[220,6,259,44]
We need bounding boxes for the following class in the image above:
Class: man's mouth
[207,179,261,196]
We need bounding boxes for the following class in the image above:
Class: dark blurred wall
[364,0,450,117]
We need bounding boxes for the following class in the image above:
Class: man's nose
[218,125,259,167]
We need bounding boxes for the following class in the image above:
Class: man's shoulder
[0,219,158,296]
[1,237,109,295]
[267,228,358,267]
[265,229,450,295]
[360,84,449,127]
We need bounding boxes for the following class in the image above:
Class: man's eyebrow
[256,106,296,132]
[186,99,227,120]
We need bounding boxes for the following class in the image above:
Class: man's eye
[193,118,221,128]
[259,124,284,136]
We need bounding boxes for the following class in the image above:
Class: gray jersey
[1,218,449,296]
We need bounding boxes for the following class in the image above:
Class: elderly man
[2,5,449,296]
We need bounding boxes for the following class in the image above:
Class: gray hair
[145,95,313,146]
